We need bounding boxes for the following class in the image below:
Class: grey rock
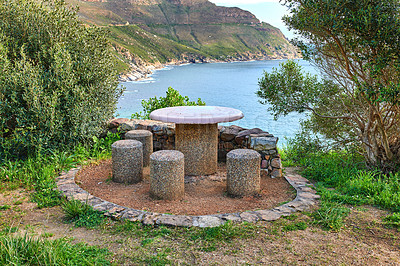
[142,213,160,225]
[239,212,259,223]
[270,158,282,169]
[221,213,242,222]
[120,121,135,133]
[71,192,94,201]
[108,118,131,129]
[121,210,144,222]
[298,192,321,200]
[250,136,278,151]
[86,197,105,207]
[273,205,296,215]
[93,202,119,212]
[220,126,243,141]
[236,128,264,138]
[156,215,193,227]
[255,210,281,221]
[270,168,283,178]
[195,216,224,228]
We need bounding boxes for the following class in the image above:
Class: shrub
[0,0,123,158]
[132,87,205,119]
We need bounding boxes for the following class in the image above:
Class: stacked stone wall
[107,118,282,178]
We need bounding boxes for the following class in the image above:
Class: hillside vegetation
[66,0,299,74]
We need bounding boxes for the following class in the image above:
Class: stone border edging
[56,167,320,228]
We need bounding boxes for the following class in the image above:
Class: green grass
[61,199,107,228]
[282,138,400,231]
[383,212,400,228]
[0,132,121,209]
[112,220,258,253]
[0,205,11,210]
[0,234,111,265]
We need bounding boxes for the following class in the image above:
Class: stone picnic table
[149,106,244,176]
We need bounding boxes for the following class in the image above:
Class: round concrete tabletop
[149,106,244,124]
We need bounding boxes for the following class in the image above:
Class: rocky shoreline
[118,54,301,82]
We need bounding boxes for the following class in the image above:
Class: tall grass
[0,234,110,265]
[283,136,400,230]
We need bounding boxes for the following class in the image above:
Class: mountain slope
[67,0,299,77]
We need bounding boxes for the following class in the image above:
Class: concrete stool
[112,140,143,184]
[125,130,153,167]
[150,150,184,200]
[227,149,261,197]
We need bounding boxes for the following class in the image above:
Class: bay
[117,59,317,145]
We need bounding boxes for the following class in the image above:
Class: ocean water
[117,59,317,145]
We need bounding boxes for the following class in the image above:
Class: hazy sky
[208,0,295,39]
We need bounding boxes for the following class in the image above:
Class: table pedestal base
[175,123,218,176]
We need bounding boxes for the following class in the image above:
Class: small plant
[13,200,23,206]
[50,150,78,172]
[312,202,350,231]
[0,205,11,210]
[61,199,106,228]
[282,221,308,232]
[2,226,18,234]
[41,232,54,238]
[132,87,205,119]
[62,199,90,221]
[383,212,400,228]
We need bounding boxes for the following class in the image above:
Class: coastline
[118,54,301,82]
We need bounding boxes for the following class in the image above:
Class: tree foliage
[258,0,400,171]
[0,0,123,157]
[132,87,205,119]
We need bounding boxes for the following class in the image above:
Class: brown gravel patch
[75,159,295,216]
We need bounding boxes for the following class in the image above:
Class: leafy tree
[257,0,400,171]
[0,0,123,157]
[132,87,205,119]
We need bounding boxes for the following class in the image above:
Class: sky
[208,0,295,39]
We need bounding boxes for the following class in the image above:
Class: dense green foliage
[0,0,123,158]
[132,87,205,119]
[258,0,400,171]
[0,234,110,265]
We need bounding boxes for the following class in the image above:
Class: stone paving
[56,168,320,228]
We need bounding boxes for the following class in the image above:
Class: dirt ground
[75,160,295,215]
[1,170,400,265]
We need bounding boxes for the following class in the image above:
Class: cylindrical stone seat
[112,140,143,184]
[150,150,185,200]
[125,130,153,167]
[227,149,261,197]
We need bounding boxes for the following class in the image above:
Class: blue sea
[117,59,317,145]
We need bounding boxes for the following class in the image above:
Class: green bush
[132,87,205,119]
[0,0,123,158]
